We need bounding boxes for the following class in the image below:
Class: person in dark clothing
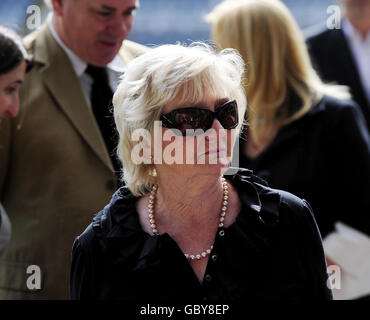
[70,43,331,301]
[239,95,370,239]
[207,0,370,299]
[306,0,370,132]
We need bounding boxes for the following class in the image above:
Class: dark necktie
[85,64,121,177]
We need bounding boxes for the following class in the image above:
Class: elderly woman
[206,0,370,299]
[70,42,331,301]
[0,26,28,254]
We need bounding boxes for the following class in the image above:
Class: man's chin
[89,54,117,67]
[90,48,121,66]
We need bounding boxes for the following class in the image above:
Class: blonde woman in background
[207,0,370,299]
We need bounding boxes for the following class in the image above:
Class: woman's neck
[154,173,225,231]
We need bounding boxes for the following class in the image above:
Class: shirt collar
[47,13,127,76]
[47,13,87,77]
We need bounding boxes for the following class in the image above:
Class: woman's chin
[195,159,231,175]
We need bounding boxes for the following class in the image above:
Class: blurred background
[0,0,338,45]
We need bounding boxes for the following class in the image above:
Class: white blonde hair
[113,42,247,196]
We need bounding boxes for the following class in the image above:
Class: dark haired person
[0,26,28,254]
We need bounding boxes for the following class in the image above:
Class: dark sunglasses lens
[217,101,238,129]
[174,109,213,135]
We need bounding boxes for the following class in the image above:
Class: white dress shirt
[47,14,127,107]
[342,19,370,105]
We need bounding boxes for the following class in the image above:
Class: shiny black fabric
[239,96,370,238]
[70,168,332,301]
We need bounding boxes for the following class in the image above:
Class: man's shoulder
[306,26,344,46]
[119,40,151,62]
[22,24,48,52]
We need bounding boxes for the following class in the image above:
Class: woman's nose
[212,118,224,130]
[205,119,223,142]
[6,99,19,118]
[107,15,128,36]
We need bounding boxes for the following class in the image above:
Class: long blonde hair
[206,0,349,144]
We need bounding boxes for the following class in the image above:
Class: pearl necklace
[147,176,229,260]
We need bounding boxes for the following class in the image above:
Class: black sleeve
[299,199,333,300]
[70,237,93,300]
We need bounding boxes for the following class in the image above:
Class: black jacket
[306,28,370,132]
[239,96,370,238]
[70,168,332,301]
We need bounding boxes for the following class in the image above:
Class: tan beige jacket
[0,24,149,299]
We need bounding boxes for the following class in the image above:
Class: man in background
[307,0,370,299]
[0,0,148,299]
[307,0,370,132]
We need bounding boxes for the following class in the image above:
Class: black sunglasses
[160,100,239,136]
